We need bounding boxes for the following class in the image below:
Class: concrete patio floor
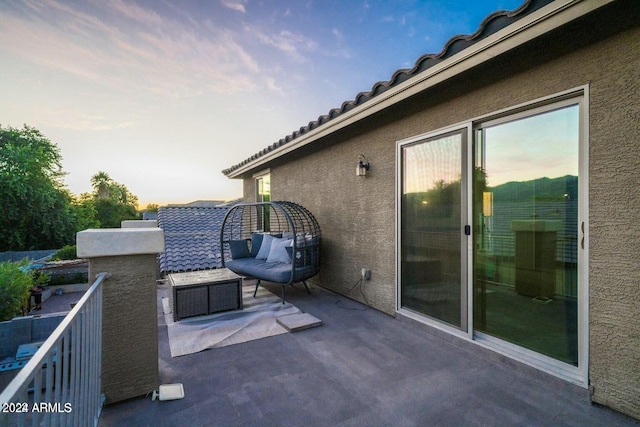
[98,280,638,427]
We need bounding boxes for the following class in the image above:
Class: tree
[89,171,140,228]
[70,192,100,230]
[0,126,144,251]
[0,260,50,320]
[145,203,159,212]
[90,171,112,199]
[0,125,77,251]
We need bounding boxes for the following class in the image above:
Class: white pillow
[255,234,275,260]
[266,238,293,264]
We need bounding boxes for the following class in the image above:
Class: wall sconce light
[356,154,370,177]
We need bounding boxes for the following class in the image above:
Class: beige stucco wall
[88,254,160,404]
[272,127,397,314]
[243,175,257,201]
[587,26,640,421]
[238,3,639,419]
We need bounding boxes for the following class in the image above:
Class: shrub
[0,260,39,321]
[47,272,88,286]
[53,245,78,260]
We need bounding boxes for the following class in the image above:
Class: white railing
[0,272,108,427]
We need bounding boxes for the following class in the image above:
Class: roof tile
[157,206,233,273]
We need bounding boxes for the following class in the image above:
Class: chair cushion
[255,234,275,260]
[266,238,292,264]
[226,258,292,283]
[251,232,283,258]
[229,240,250,259]
[285,246,303,267]
[250,233,264,258]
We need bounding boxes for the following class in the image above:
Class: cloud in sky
[221,0,247,13]
[249,25,318,63]
[2,0,263,99]
[0,0,524,206]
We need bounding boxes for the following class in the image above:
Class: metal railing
[0,272,108,427]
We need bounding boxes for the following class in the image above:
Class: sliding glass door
[473,104,580,365]
[398,94,584,376]
[400,129,467,330]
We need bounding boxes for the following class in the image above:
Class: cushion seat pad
[226,258,313,284]
[226,258,291,283]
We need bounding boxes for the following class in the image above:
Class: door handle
[581,222,585,250]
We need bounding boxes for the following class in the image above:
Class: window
[255,172,271,231]
[256,173,270,203]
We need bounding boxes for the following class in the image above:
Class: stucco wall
[89,254,159,404]
[271,125,397,314]
[238,3,639,418]
[587,28,640,421]
[243,175,257,201]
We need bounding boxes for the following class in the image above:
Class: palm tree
[91,171,112,199]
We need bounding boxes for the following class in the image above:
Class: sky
[484,104,579,187]
[403,104,580,194]
[0,0,524,207]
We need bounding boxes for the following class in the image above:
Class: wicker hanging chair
[220,201,321,303]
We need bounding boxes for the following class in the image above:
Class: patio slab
[276,312,322,332]
[99,279,638,426]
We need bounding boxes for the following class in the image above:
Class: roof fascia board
[252,168,270,178]
[227,0,613,179]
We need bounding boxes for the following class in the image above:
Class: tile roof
[165,200,227,208]
[158,206,230,273]
[222,0,550,177]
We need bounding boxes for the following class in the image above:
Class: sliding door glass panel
[256,174,271,231]
[473,105,579,365]
[401,131,465,329]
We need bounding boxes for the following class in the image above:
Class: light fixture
[356,154,370,177]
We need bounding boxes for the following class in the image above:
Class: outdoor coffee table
[168,268,243,321]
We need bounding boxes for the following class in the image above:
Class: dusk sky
[1,0,523,207]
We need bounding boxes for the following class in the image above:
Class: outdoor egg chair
[220,201,321,303]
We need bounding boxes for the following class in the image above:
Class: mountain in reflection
[490,175,578,202]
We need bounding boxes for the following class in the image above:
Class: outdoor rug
[162,284,302,357]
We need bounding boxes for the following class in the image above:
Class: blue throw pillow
[266,238,292,264]
[252,233,283,258]
[229,240,250,259]
[285,246,304,267]
[255,234,275,260]
[250,233,264,258]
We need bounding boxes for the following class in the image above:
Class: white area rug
[163,284,301,357]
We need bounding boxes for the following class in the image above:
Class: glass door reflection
[401,130,466,330]
[474,105,579,365]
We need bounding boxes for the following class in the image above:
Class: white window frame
[253,169,271,203]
